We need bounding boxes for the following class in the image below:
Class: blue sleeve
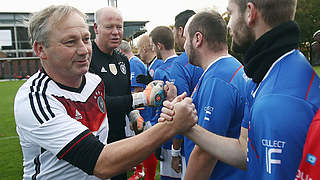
[170,62,191,96]
[197,78,238,136]
[130,60,147,88]
[149,68,163,125]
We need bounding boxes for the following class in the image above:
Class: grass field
[1,66,320,179]
[0,80,25,180]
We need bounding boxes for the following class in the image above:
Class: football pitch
[1,66,320,179]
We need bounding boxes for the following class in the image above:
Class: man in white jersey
[14,5,197,180]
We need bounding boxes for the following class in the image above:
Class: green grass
[313,66,320,75]
[2,66,320,179]
[0,80,25,180]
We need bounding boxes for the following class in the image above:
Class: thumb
[172,92,187,104]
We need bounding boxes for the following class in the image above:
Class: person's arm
[184,145,217,180]
[184,125,248,170]
[171,138,183,173]
[105,95,133,115]
[160,97,247,170]
[93,97,197,179]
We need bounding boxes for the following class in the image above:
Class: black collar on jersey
[41,68,86,93]
[243,21,300,84]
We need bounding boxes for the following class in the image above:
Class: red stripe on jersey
[305,71,315,101]
[58,131,92,159]
[54,82,107,132]
[248,137,260,159]
[229,65,243,84]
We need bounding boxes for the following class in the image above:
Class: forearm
[105,95,133,114]
[94,122,176,178]
[184,145,217,180]
[184,125,247,169]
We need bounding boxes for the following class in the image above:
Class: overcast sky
[0,0,227,33]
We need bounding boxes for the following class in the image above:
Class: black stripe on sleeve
[35,75,49,121]
[56,129,104,175]
[42,77,55,119]
[29,73,44,124]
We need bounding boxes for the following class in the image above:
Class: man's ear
[178,26,184,38]
[33,41,47,60]
[156,42,163,50]
[194,32,203,48]
[247,2,257,26]
[94,23,99,34]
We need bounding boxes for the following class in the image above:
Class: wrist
[132,92,147,108]
[171,145,181,157]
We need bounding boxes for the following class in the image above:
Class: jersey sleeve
[130,59,147,89]
[197,78,238,136]
[15,92,104,175]
[170,61,191,96]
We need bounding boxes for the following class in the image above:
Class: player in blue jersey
[149,26,181,180]
[118,40,148,180]
[160,0,320,179]
[179,11,246,180]
[170,10,204,178]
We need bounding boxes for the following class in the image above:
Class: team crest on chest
[94,91,106,114]
[119,62,127,75]
[149,69,155,78]
[109,64,117,75]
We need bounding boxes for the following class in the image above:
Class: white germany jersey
[14,70,109,180]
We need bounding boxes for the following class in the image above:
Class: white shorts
[160,148,186,179]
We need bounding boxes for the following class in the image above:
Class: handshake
[132,79,177,108]
[130,79,177,134]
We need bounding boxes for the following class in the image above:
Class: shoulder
[114,49,129,62]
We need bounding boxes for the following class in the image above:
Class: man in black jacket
[89,6,165,180]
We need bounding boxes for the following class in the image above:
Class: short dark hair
[150,26,174,50]
[188,11,227,52]
[231,0,297,27]
[174,10,196,29]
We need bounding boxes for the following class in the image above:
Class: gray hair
[94,7,123,25]
[28,5,88,47]
[118,40,132,53]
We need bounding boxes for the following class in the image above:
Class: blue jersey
[129,56,151,121]
[148,58,164,79]
[169,52,203,155]
[170,52,203,96]
[152,55,178,149]
[242,50,320,179]
[185,56,247,179]
[129,56,147,92]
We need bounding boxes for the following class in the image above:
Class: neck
[201,48,228,70]
[124,52,134,60]
[161,49,176,61]
[146,53,156,64]
[253,19,272,41]
[94,39,113,55]
[44,68,83,88]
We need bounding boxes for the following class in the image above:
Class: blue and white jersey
[170,52,203,96]
[152,55,178,148]
[128,56,154,124]
[169,52,203,155]
[242,50,320,179]
[129,56,147,92]
[185,55,247,179]
[148,58,164,79]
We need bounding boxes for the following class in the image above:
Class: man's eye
[83,37,90,43]
[65,40,74,45]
